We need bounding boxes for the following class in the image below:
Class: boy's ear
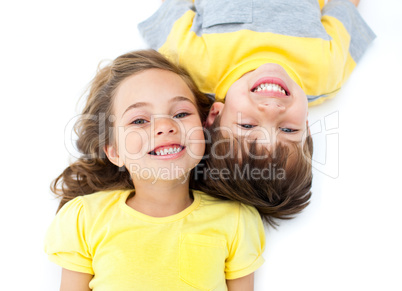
[103,145,124,167]
[306,120,311,135]
[204,102,224,127]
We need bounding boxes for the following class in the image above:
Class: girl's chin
[129,167,192,183]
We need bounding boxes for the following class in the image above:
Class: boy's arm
[138,0,194,50]
[60,268,93,291]
[320,0,375,78]
[227,273,254,291]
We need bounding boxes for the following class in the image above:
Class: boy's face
[207,63,309,148]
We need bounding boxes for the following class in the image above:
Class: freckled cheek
[186,126,205,158]
[225,95,253,119]
[226,82,249,103]
[118,130,149,159]
[294,86,308,104]
[290,107,308,126]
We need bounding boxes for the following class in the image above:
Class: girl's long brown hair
[51,50,212,212]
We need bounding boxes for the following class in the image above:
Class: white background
[1,0,401,290]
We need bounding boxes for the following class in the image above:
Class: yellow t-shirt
[44,190,265,290]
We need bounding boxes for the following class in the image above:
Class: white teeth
[254,83,286,94]
[155,146,182,156]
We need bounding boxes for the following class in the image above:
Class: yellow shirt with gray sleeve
[138,0,375,106]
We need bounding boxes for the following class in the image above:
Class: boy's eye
[132,119,148,125]
[174,112,189,119]
[239,124,256,129]
[280,127,297,133]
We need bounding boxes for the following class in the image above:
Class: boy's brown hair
[194,115,313,227]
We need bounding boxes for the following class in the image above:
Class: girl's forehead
[117,70,193,99]
[112,70,197,117]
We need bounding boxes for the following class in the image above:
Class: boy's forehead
[210,132,303,165]
[218,126,306,145]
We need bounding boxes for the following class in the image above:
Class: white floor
[1,1,401,290]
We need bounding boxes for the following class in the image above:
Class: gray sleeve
[322,0,376,62]
[138,0,194,50]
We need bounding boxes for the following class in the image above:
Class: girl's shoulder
[58,189,133,220]
[81,188,132,206]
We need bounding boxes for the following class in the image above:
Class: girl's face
[105,69,205,183]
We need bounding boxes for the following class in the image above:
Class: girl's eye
[280,127,297,133]
[174,112,189,119]
[239,124,256,129]
[132,119,148,125]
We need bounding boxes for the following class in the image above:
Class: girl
[45,50,265,291]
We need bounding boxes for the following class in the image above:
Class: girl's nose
[154,118,178,136]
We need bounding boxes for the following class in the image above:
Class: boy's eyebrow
[278,135,303,143]
[122,96,195,117]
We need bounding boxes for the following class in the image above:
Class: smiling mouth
[148,145,185,156]
[251,78,290,96]
[252,83,289,95]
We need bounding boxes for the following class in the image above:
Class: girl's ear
[104,145,124,167]
[204,102,224,127]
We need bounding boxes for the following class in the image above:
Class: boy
[139,0,374,144]
[138,0,375,225]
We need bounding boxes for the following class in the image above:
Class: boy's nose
[257,102,285,116]
[154,118,178,136]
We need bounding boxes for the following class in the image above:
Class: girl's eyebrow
[169,96,196,106]
[122,96,195,117]
[122,102,150,117]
